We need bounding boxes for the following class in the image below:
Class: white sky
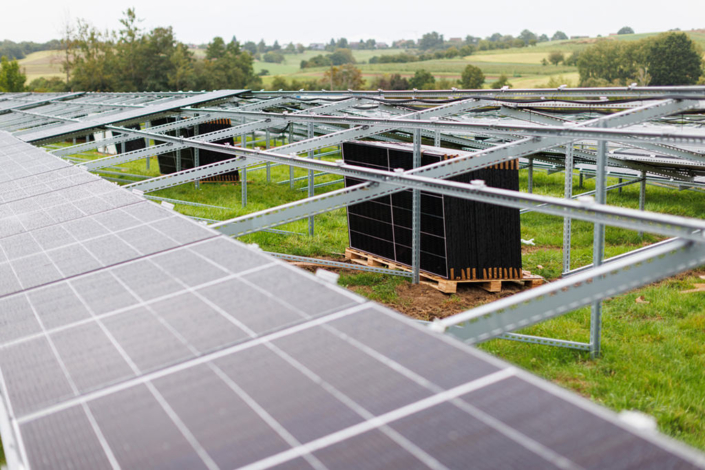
[3,0,704,45]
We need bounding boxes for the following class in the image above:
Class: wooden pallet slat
[344,248,545,294]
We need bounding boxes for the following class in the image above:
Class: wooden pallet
[345,248,544,294]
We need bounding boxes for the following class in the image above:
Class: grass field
[44,136,705,453]
[17,50,64,82]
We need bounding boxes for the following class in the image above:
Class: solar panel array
[17,90,245,145]
[0,131,704,470]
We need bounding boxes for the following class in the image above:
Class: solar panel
[17,90,245,145]
[0,131,703,470]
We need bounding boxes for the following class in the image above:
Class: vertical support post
[411,121,422,285]
[562,143,574,274]
[308,122,315,236]
[194,124,200,190]
[289,124,295,190]
[618,177,623,194]
[434,130,441,147]
[527,157,534,193]
[144,121,151,170]
[120,141,125,155]
[579,172,584,189]
[265,129,271,183]
[639,170,646,237]
[240,118,247,208]
[590,125,607,358]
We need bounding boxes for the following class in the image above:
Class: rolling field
[15,30,705,89]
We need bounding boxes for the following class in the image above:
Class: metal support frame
[28,89,705,360]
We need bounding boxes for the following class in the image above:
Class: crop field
[44,135,705,452]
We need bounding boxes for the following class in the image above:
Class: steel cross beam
[81,99,363,171]
[211,183,393,236]
[51,113,221,157]
[430,238,705,344]
[218,102,705,147]
[499,106,705,169]
[249,86,705,99]
[124,158,248,193]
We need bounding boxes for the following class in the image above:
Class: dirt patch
[293,259,530,320]
[387,281,525,321]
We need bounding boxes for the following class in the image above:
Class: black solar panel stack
[153,118,239,181]
[120,124,147,153]
[343,141,522,281]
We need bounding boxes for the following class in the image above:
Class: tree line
[54,9,261,92]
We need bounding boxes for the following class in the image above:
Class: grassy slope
[50,139,705,452]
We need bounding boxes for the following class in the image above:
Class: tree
[577,40,641,86]
[409,69,435,89]
[0,56,26,91]
[323,64,363,90]
[263,51,285,63]
[538,34,549,43]
[618,26,635,35]
[445,46,459,58]
[491,74,512,89]
[27,76,67,92]
[644,32,703,86]
[551,31,568,41]
[328,48,355,66]
[519,29,537,45]
[419,32,444,50]
[459,64,484,89]
[548,51,564,66]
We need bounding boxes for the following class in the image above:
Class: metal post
[265,129,271,183]
[579,172,583,189]
[434,130,440,147]
[308,122,315,236]
[144,121,151,170]
[639,170,646,237]
[289,124,295,190]
[618,177,623,194]
[527,157,534,193]
[562,143,574,274]
[412,121,422,285]
[590,124,607,358]
[194,124,200,190]
[241,118,247,208]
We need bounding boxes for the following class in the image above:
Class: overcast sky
[4,0,704,45]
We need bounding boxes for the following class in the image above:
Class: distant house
[393,39,414,48]
[376,42,389,49]
[309,43,325,51]
[449,37,463,43]
[349,41,361,49]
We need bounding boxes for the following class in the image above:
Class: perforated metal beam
[431,238,705,344]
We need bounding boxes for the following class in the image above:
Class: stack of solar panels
[343,141,522,281]
[1,131,703,469]
[153,118,239,182]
